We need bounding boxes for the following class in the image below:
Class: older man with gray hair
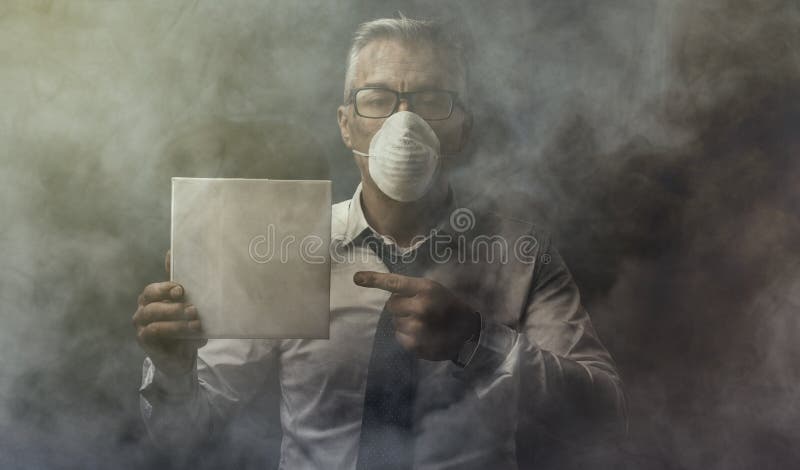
[134,15,626,469]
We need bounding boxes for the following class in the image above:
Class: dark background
[1,1,798,469]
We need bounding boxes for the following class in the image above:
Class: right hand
[132,250,207,376]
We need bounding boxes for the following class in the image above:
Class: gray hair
[343,14,470,103]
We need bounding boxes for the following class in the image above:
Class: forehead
[353,39,464,92]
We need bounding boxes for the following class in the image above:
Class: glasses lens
[411,91,453,120]
[355,89,397,118]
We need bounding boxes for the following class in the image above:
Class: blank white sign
[171,178,331,339]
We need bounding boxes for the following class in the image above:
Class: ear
[456,109,473,153]
[337,105,353,150]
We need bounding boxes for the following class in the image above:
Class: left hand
[354,271,481,361]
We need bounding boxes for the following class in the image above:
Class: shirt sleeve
[139,338,279,450]
[459,234,627,442]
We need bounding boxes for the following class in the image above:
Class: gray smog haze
[1,0,798,469]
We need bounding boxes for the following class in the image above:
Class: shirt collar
[341,182,460,249]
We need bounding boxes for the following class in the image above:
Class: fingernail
[353,273,365,285]
[170,285,183,299]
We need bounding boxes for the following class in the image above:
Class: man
[134,16,625,469]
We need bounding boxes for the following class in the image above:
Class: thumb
[164,249,171,278]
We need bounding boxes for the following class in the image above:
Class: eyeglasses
[348,87,459,120]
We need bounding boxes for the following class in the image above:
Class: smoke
[1,0,798,468]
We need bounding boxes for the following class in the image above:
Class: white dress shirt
[139,184,626,469]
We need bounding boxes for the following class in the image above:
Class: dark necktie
[356,232,427,470]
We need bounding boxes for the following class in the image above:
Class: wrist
[152,359,197,397]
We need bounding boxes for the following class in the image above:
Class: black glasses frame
[348,87,460,120]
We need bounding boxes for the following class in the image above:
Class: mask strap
[352,149,370,157]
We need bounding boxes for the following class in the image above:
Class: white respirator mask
[352,111,441,202]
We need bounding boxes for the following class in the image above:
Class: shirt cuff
[451,317,518,378]
[470,318,518,369]
[140,356,198,403]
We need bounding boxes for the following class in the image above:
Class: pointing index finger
[353,271,420,296]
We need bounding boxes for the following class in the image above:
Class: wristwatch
[453,312,482,368]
